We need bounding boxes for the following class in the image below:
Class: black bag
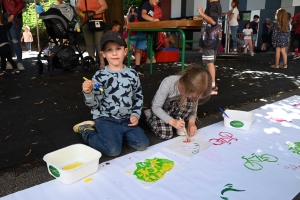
[84,0,106,31]
[88,18,106,31]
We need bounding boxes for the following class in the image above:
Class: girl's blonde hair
[177,65,212,109]
[275,8,289,32]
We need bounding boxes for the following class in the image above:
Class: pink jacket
[2,0,24,17]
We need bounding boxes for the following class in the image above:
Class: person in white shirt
[224,0,245,53]
[242,22,254,56]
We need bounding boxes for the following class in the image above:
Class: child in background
[111,20,121,32]
[250,15,259,53]
[73,31,149,156]
[261,18,271,53]
[242,22,254,56]
[130,0,160,75]
[270,8,290,69]
[21,26,33,53]
[145,65,212,139]
[0,13,20,75]
[292,13,300,60]
[196,0,222,95]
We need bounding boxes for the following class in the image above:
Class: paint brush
[219,107,230,118]
[83,77,104,92]
[179,118,191,143]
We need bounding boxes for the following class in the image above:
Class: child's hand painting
[188,120,197,137]
[169,118,185,129]
[129,116,138,126]
[82,80,94,94]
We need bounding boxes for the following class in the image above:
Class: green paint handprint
[287,142,300,155]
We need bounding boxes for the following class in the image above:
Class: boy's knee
[104,147,122,157]
[136,139,149,151]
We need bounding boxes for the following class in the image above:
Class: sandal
[270,64,279,68]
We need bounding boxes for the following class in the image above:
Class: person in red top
[292,13,300,60]
[1,0,25,70]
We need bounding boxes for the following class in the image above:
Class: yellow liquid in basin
[62,162,84,170]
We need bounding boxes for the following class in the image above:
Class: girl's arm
[222,9,232,17]
[197,6,216,26]
[30,33,33,42]
[21,35,24,42]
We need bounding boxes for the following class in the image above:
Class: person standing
[1,0,25,70]
[260,18,271,53]
[270,9,290,69]
[250,15,259,53]
[196,0,222,95]
[242,22,254,56]
[292,12,300,60]
[224,0,245,54]
[21,26,33,53]
[75,0,108,68]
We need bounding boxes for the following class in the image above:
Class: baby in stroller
[37,3,95,75]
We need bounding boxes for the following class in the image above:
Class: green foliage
[22,1,52,39]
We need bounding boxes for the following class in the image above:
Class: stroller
[37,3,95,75]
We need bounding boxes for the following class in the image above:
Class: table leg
[179,29,186,71]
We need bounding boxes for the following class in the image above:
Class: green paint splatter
[287,142,300,155]
[220,183,246,199]
[133,158,174,182]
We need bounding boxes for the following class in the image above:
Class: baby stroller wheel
[37,61,44,75]
[81,56,95,72]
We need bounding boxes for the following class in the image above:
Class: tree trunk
[105,0,124,32]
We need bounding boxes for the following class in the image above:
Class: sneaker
[17,63,25,70]
[11,69,20,74]
[73,121,95,134]
[251,53,254,56]
[28,50,31,53]
[0,70,6,75]
[230,51,238,54]
[144,109,152,119]
[130,55,135,60]
[177,128,186,136]
[6,63,13,69]
[146,59,156,64]
[134,67,144,76]
[293,55,300,60]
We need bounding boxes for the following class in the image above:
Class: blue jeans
[6,17,23,63]
[82,117,149,156]
[25,42,31,51]
[230,25,244,50]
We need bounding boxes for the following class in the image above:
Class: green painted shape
[49,165,60,178]
[230,120,244,128]
[133,157,174,182]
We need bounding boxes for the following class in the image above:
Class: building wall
[173,0,300,49]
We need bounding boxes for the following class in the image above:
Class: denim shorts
[252,34,257,41]
[130,32,147,50]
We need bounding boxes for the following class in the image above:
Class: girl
[270,8,290,68]
[242,22,254,56]
[145,65,212,139]
[0,12,20,75]
[224,0,245,53]
[21,26,33,53]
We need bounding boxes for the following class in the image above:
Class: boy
[250,15,259,53]
[130,0,160,75]
[111,20,121,32]
[197,0,222,95]
[73,31,149,156]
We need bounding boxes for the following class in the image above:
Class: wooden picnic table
[126,19,202,74]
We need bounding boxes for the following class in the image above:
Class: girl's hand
[129,116,138,126]
[169,118,185,129]
[187,120,197,137]
[82,80,94,94]
[153,18,159,21]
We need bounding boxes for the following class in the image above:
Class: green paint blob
[230,120,244,128]
[133,158,174,182]
[49,165,60,178]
